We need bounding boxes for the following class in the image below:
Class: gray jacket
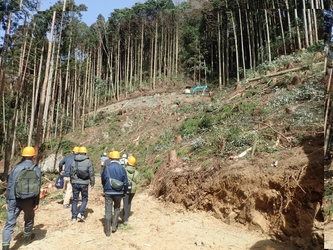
[70,154,95,186]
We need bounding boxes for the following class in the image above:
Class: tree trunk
[295,9,302,50]
[230,11,239,82]
[278,9,286,55]
[218,11,222,90]
[264,9,271,63]
[153,20,158,90]
[302,0,309,47]
[35,10,56,161]
[238,9,246,80]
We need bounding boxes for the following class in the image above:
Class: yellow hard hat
[22,146,36,157]
[108,151,120,159]
[127,156,136,166]
[73,146,79,153]
[78,146,88,154]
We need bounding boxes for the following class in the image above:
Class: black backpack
[15,164,40,199]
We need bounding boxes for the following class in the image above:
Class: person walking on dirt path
[119,153,128,167]
[100,152,108,168]
[101,151,128,236]
[103,151,126,170]
[70,146,95,222]
[103,152,112,169]
[122,155,140,226]
[59,146,79,209]
[2,146,42,250]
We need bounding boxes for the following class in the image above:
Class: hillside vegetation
[32,44,325,249]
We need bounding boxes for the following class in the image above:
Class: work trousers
[104,194,122,229]
[62,177,72,205]
[2,198,35,245]
[71,183,88,219]
[123,193,135,223]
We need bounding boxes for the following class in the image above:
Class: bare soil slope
[150,133,324,249]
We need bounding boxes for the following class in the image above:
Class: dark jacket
[59,154,76,177]
[6,159,41,205]
[101,160,128,195]
[70,154,95,186]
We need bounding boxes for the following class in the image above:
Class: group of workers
[59,146,140,236]
[1,145,140,250]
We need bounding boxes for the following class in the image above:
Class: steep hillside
[0,48,324,249]
[57,49,325,249]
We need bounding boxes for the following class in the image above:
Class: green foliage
[198,115,213,132]
[142,166,154,181]
[237,101,259,115]
[94,77,106,95]
[177,146,191,157]
[53,194,64,200]
[257,140,279,154]
[0,197,7,224]
[177,104,195,114]
[201,159,212,169]
[181,118,198,138]
[306,40,324,52]
[219,105,234,120]
[191,136,206,151]
[42,139,77,156]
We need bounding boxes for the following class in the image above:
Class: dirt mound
[150,133,324,249]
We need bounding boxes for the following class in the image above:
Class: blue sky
[39,0,144,26]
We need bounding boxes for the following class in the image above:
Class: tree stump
[168,150,178,168]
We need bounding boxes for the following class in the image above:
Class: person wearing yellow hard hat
[58,146,79,209]
[122,155,140,226]
[2,146,41,250]
[70,146,95,222]
[101,150,129,236]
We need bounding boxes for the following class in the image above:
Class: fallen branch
[247,66,305,82]
[43,176,52,183]
[133,136,140,142]
[231,147,252,159]
[227,93,241,101]
[259,122,290,143]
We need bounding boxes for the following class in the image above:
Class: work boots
[2,245,9,250]
[23,232,35,245]
[105,219,111,237]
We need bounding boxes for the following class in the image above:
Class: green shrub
[181,118,198,138]
[0,197,7,224]
[142,167,154,181]
[191,137,206,151]
[198,115,213,132]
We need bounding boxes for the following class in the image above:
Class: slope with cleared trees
[0,47,323,250]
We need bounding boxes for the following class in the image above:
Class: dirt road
[6,177,296,250]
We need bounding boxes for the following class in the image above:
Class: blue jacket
[6,159,41,205]
[59,154,76,177]
[101,160,128,195]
